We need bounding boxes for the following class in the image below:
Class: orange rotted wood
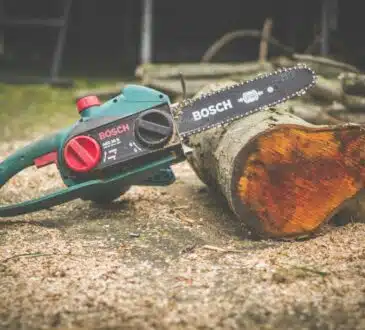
[235,125,365,237]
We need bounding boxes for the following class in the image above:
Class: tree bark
[187,82,365,238]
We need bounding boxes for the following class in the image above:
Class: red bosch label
[98,123,130,140]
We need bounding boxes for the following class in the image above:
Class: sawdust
[0,137,365,330]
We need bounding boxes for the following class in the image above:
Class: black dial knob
[134,109,174,149]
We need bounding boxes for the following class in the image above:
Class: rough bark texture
[187,82,365,238]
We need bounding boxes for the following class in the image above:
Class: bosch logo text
[99,123,130,140]
[192,99,233,121]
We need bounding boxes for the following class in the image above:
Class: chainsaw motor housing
[59,86,185,200]
[0,85,185,215]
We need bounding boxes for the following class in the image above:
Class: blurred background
[1,0,365,140]
[0,0,363,81]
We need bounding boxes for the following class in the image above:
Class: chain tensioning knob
[134,109,174,149]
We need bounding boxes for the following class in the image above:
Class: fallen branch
[259,18,273,63]
[272,55,360,79]
[201,245,245,253]
[340,72,365,96]
[135,62,274,81]
[200,30,295,63]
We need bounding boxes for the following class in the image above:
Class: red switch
[63,135,101,172]
[76,95,101,113]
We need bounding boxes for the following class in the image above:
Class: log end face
[231,125,365,238]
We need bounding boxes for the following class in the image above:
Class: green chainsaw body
[0,85,185,217]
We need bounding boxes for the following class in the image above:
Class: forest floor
[0,83,364,330]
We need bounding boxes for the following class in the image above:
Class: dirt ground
[0,82,365,330]
[0,136,364,330]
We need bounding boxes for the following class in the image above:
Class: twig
[201,245,245,253]
[259,18,273,62]
[1,252,54,263]
[292,265,329,276]
[0,252,87,264]
[304,33,322,54]
[200,29,295,63]
[278,262,330,277]
[174,210,195,225]
[173,205,190,210]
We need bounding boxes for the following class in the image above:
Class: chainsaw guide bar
[173,63,317,138]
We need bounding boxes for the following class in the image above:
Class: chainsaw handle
[0,131,64,187]
[0,154,177,217]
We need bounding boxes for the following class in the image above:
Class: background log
[307,75,343,103]
[186,81,365,238]
[343,94,365,112]
[135,61,274,80]
[340,72,365,96]
[272,55,360,79]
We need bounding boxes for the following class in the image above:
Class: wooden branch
[340,72,365,96]
[307,75,344,103]
[272,54,360,78]
[138,78,219,97]
[343,94,365,112]
[186,81,365,238]
[200,30,295,63]
[279,101,345,125]
[259,18,273,63]
[135,62,274,81]
[304,34,322,54]
[329,110,365,123]
[293,54,360,75]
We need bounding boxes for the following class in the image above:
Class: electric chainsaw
[0,64,316,217]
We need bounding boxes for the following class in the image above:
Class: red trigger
[34,151,58,168]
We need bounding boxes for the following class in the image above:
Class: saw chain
[173,63,316,138]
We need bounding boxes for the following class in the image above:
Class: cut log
[307,75,344,103]
[140,78,222,97]
[272,54,360,79]
[141,71,269,97]
[343,94,365,112]
[135,61,274,81]
[292,54,360,75]
[340,72,365,96]
[187,81,365,238]
[278,101,344,125]
[329,110,365,124]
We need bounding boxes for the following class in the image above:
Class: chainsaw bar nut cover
[63,135,101,172]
